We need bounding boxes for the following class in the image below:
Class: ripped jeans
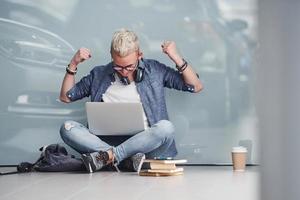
[60,120,176,164]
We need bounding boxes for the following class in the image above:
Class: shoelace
[111,152,120,173]
[95,151,109,165]
[95,150,120,172]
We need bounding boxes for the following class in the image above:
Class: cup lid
[232,146,247,153]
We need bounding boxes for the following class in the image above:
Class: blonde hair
[110,28,140,57]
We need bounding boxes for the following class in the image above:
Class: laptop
[86,102,145,135]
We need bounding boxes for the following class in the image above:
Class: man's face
[112,51,141,77]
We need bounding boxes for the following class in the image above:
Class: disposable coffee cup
[231,146,247,172]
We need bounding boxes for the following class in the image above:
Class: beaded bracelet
[66,64,77,75]
[176,59,188,73]
[179,63,188,74]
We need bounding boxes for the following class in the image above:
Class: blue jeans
[60,120,176,164]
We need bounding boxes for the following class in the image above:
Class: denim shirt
[66,58,195,157]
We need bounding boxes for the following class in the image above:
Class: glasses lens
[113,66,123,71]
[113,66,135,71]
[126,65,136,71]
[113,61,138,71]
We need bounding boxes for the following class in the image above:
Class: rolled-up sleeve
[66,73,93,101]
[158,61,195,93]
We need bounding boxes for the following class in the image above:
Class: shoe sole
[136,154,146,174]
[81,154,93,173]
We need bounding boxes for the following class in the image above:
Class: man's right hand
[69,47,91,69]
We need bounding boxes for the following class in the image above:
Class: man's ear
[138,51,143,59]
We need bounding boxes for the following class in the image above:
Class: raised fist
[161,41,178,58]
[69,47,91,67]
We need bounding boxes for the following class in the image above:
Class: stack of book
[139,159,187,176]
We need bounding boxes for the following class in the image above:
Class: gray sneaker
[81,151,109,173]
[131,153,145,173]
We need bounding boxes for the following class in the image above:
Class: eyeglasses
[113,61,138,71]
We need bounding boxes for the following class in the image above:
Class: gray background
[0,0,258,165]
[258,1,300,199]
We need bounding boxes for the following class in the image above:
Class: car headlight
[0,18,74,69]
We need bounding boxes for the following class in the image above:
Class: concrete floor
[0,166,259,200]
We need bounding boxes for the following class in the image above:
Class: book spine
[150,163,177,170]
[147,168,184,173]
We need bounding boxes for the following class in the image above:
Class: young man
[59,28,203,173]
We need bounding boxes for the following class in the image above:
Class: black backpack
[33,144,85,172]
[1,144,85,175]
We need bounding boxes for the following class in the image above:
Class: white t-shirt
[102,75,150,129]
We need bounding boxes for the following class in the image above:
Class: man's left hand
[161,41,180,60]
[161,41,184,66]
